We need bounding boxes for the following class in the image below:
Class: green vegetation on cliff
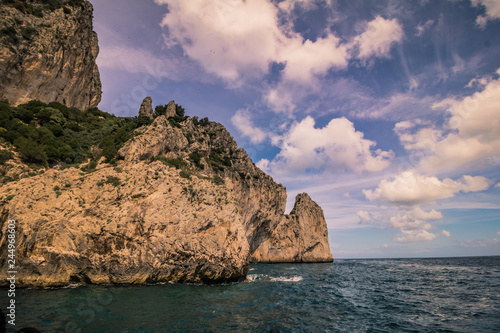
[0,99,204,172]
[0,100,155,167]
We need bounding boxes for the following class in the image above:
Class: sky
[91,0,500,259]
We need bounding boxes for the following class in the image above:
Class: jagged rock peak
[166,100,176,118]
[139,96,154,119]
[0,0,102,110]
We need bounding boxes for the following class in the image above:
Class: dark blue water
[5,256,500,332]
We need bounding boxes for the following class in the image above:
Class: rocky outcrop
[250,193,333,263]
[165,100,176,118]
[0,0,101,110]
[138,96,154,119]
[0,108,332,287]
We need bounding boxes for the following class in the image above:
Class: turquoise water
[5,256,500,332]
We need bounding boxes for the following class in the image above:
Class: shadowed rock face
[0,113,333,287]
[0,0,101,110]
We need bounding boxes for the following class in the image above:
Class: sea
[5,256,500,332]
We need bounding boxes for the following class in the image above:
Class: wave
[270,276,303,282]
[246,274,303,283]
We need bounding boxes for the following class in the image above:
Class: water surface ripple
[8,256,500,332]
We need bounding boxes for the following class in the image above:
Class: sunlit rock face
[0,0,101,110]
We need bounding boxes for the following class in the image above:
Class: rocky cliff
[0,100,333,287]
[0,0,101,110]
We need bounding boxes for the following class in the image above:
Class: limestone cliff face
[0,111,332,287]
[0,0,101,109]
[0,162,251,286]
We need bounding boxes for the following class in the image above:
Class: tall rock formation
[0,0,101,110]
[0,104,333,287]
[165,100,176,118]
[250,193,333,263]
[138,96,154,119]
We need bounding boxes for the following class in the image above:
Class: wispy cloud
[415,19,435,36]
[355,205,451,243]
[351,92,438,120]
[460,238,499,248]
[395,69,500,174]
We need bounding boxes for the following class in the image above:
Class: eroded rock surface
[0,0,101,109]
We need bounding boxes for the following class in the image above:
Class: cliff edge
[0,99,333,287]
[0,0,101,110]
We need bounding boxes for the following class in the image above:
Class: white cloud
[389,207,442,230]
[264,82,309,113]
[395,70,500,174]
[393,229,437,243]
[471,0,500,21]
[496,183,500,188]
[394,119,431,132]
[156,0,348,89]
[277,0,331,13]
[155,2,407,112]
[267,116,393,175]
[497,231,500,235]
[156,0,284,84]
[358,205,450,243]
[278,34,348,84]
[388,207,443,242]
[256,159,270,173]
[351,16,404,61]
[359,69,500,244]
[231,109,268,144]
[363,171,490,205]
